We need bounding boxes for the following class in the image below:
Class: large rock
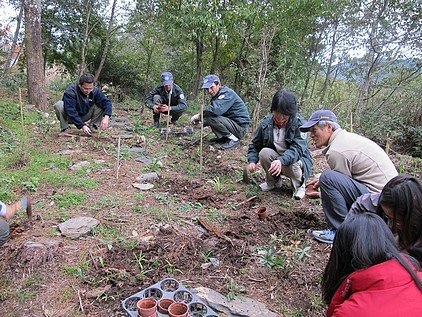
[192,287,280,317]
[58,216,100,238]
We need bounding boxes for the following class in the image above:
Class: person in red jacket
[322,212,422,317]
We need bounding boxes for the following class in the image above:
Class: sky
[0,2,17,27]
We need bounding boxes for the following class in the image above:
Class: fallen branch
[197,217,233,245]
[77,289,84,312]
[236,195,257,207]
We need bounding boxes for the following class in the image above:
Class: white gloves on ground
[190,113,201,124]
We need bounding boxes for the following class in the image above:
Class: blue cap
[300,110,337,132]
[161,72,174,85]
[201,74,220,89]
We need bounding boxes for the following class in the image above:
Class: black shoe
[221,139,240,149]
[60,127,71,133]
[209,137,228,144]
[153,121,159,128]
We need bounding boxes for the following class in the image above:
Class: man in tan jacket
[300,110,397,243]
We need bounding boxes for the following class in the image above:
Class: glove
[190,113,201,124]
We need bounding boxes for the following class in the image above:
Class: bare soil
[0,105,339,317]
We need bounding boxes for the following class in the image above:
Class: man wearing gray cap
[145,71,187,128]
[191,74,250,150]
[300,109,397,243]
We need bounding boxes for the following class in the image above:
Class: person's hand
[305,178,321,199]
[82,125,92,135]
[247,163,256,173]
[160,104,169,112]
[191,113,200,124]
[153,104,160,113]
[268,159,282,176]
[100,115,110,130]
[306,178,320,190]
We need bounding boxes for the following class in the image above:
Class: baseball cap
[202,74,220,89]
[161,72,174,85]
[300,109,337,132]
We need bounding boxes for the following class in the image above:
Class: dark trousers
[203,116,248,140]
[320,169,369,229]
[153,95,184,123]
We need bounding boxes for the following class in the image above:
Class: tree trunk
[24,0,48,110]
[3,4,23,75]
[94,0,117,82]
[192,38,204,99]
[78,0,92,77]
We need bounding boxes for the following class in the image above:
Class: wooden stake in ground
[200,90,205,170]
[19,87,24,133]
[165,89,172,142]
[116,136,121,179]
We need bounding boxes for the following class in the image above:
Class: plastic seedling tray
[122,278,218,317]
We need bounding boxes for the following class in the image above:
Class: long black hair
[377,174,422,264]
[322,212,422,304]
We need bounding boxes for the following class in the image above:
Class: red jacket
[328,259,422,317]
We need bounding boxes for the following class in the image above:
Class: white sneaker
[259,179,283,192]
[312,229,336,244]
[293,184,306,200]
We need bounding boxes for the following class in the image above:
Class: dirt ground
[0,104,347,316]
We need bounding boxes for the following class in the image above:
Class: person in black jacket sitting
[145,72,187,128]
[54,73,112,135]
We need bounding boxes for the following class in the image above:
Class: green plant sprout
[294,245,312,261]
[208,177,223,193]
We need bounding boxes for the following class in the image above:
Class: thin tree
[3,4,23,75]
[23,0,47,110]
[94,0,117,82]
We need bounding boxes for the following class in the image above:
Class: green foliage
[294,245,312,261]
[133,251,152,278]
[208,176,223,194]
[51,192,86,208]
[225,277,244,302]
[164,259,183,275]
[21,176,39,192]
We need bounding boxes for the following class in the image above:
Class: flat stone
[136,172,159,182]
[129,147,145,154]
[59,149,83,155]
[132,183,154,190]
[70,160,90,170]
[192,287,280,317]
[135,156,153,164]
[58,216,100,239]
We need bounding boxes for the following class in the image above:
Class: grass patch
[51,192,87,208]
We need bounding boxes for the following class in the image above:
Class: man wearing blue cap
[145,72,187,128]
[300,109,397,243]
[191,74,250,149]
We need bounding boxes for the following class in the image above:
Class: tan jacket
[322,129,397,192]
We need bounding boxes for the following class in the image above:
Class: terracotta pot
[168,302,189,317]
[305,184,321,199]
[256,207,269,219]
[157,298,174,314]
[137,297,157,317]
